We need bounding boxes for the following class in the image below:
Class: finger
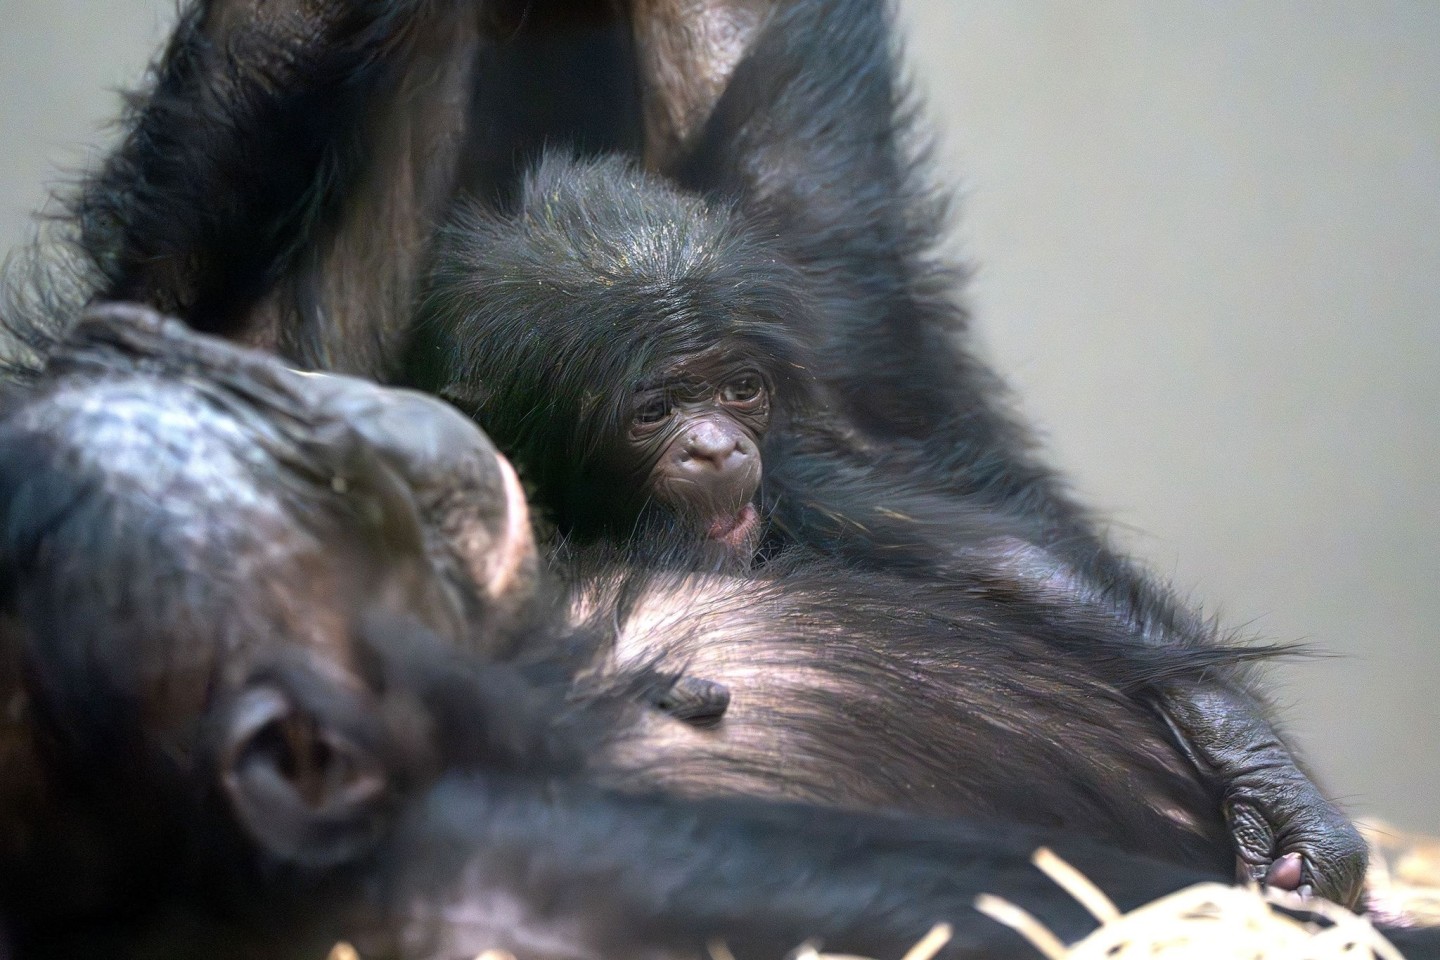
[1263,852,1303,891]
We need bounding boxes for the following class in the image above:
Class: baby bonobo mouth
[706,502,760,551]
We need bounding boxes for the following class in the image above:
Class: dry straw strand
[977,850,1413,960]
[972,893,1070,960]
[1030,848,1120,923]
[898,923,953,960]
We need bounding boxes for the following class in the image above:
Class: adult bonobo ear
[218,663,398,868]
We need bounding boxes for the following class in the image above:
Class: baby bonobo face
[624,350,771,559]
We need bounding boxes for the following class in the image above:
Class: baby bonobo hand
[1224,764,1368,906]
[1162,682,1368,908]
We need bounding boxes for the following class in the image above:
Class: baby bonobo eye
[720,373,765,406]
[632,394,671,427]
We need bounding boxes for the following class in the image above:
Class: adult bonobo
[25,0,1367,905]
[10,307,1432,960]
[0,306,1224,888]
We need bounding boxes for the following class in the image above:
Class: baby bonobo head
[414,152,816,563]
[622,346,769,553]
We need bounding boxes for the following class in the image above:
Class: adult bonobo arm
[73,0,483,376]
[71,0,657,377]
[634,0,1367,905]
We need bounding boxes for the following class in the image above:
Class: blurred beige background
[2,3,1436,831]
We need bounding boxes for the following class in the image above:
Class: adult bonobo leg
[611,0,1370,904]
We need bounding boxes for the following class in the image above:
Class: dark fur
[401,0,1367,901]
[415,153,813,540]
[3,311,1396,959]
[4,0,1366,910]
[32,0,649,377]
[568,549,1243,863]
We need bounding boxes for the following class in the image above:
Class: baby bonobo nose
[666,418,762,521]
[683,421,748,469]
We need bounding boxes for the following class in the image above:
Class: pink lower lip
[706,503,759,548]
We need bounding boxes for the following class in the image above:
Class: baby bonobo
[412,153,810,563]
[414,154,1059,571]
[414,155,1050,572]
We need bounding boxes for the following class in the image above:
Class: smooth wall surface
[2,2,1436,831]
[898,2,1440,833]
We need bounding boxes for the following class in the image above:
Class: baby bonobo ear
[218,665,394,868]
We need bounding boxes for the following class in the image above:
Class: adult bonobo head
[0,301,541,668]
[412,153,817,560]
[0,303,545,928]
